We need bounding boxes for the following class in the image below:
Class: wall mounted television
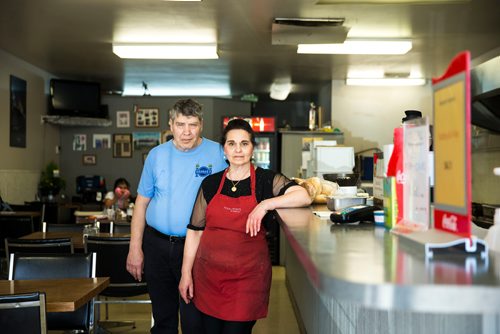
[49,79,103,118]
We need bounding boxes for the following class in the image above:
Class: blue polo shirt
[137,138,227,236]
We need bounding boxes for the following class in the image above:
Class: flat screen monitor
[76,175,106,194]
[49,79,102,117]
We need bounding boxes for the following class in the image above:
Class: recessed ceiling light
[316,0,463,3]
[112,43,218,59]
[297,39,412,55]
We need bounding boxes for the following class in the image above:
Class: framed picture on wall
[135,107,159,128]
[113,133,132,158]
[133,132,160,150]
[93,134,111,149]
[10,75,27,148]
[73,134,87,151]
[116,111,130,128]
[82,154,96,165]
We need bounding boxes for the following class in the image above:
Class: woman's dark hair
[114,177,130,189]
[221,119,256,146]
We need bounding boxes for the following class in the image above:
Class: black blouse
[188,167,297,230]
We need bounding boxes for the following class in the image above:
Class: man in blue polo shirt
[127,99,227,333]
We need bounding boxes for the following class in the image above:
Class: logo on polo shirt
[195,164,213,177]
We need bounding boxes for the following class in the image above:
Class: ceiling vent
[272,18,349,45]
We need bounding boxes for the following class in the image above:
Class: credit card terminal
[330,205,377,224]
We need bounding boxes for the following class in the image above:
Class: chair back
[0,292,47,334]
[0,218,36,256]
[5,237,74,261]
[42,222,85,233]
[110,221,131,234]
[9,253,96,332]
[85,236,147,297]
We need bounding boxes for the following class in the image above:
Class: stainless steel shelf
[41,115,112,127]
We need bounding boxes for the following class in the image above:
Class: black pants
[201,312,256,334]
[143,225,204,334]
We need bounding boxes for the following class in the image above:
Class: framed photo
[10,75,27,148]
[135,107,159,128]
[92,134,111,149]
[116,111,130,128]
[161,130,173,143]
[133,132,161,150]
[113,133,132,158]
[73,134,87,151]
[82,154,96,165]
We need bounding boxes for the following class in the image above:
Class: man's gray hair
[169,99,203,122]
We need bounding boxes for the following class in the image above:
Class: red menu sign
[432,51,472,237]
[222,116,276,133]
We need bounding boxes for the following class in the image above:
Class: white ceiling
[0,0,499,98]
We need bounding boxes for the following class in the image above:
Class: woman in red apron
[179,119,311,334]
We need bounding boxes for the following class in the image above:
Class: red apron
[193,166,272,321]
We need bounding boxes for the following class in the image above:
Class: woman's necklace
[230,179,241,192]
[228,167,248,192]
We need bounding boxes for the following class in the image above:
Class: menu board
[222,116,276,132]
[432,51,472,237]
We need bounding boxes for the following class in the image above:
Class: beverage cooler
[222,116,279,171]
[222,116,280,264]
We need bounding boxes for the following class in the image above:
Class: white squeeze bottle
[308,102,316,131]
[485,167,500,251]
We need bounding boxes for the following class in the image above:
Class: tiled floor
[96,266,300,333]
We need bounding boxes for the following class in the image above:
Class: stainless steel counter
[276,206,500,314]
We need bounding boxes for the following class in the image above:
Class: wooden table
[22,231,130,250]
[0,277,109,312]
[0,211,41,218]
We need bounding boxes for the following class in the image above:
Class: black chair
[4,237,74,263]
[9,253,96,333]
[110,221,131,234]
[42,222,85,232]
[0,216,38,259]
[0,292,47,334]
[85,236,150,330]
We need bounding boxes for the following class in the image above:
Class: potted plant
[38,162,65,200]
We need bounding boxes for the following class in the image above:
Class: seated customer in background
[104,178,132,210]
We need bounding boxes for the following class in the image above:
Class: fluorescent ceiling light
[346,78,426,86]
[122,86,230,97]
[297,40,412,55]
[113,44,218,59]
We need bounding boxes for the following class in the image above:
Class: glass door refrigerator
[222,116,278,171]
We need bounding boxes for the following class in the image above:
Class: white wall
[329,79,500,205]
[331,80,433,154]
[0,49,59,204]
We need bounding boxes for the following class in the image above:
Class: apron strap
[250,165,256,196]
[217,168,230,194]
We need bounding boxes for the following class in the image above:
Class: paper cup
[373,210,385,226]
